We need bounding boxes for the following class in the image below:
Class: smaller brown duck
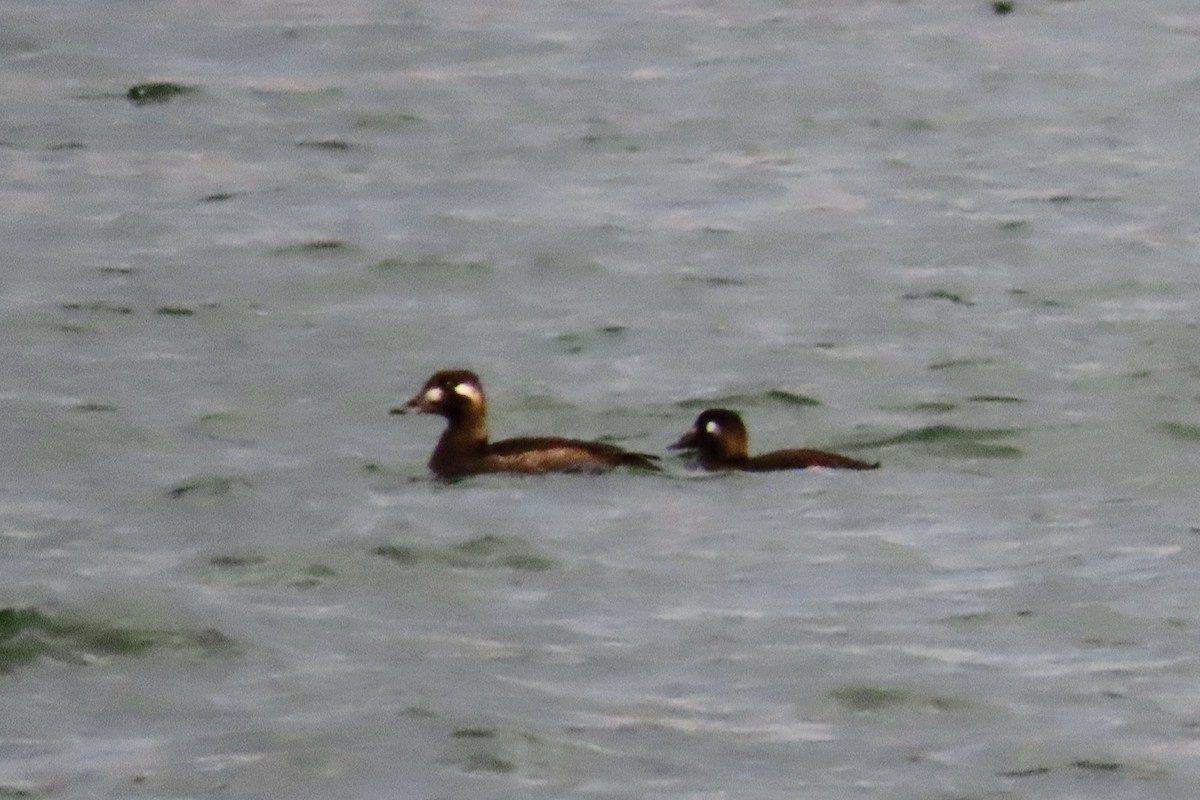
[393,369,661,478]
[670,408,879,472]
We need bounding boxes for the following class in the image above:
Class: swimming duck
[671,408,879,472]
[394,369,661,478]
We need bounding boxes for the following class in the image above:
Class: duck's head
[393,369,486,421]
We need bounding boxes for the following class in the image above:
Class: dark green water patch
[677,389,821,410]
[849,425,1022,458]
[374,534,555,572]
[902,290,975,306]
[452,727,497,739]
[74,401,117,412]
[296,138,351,151]
[899,401,958,414]
[459,754,515,774]
[940,440,1020,458]
[553,325,628,354]
[361,462,421,481]
[354,111,423,129]
[0,607,235,673]
[1043,193,1116,205]
[928,356,996,371]
[764,389,820,406]
[249,85,343,102]
[204,554,337,590]
[271,239,355,256]
[60,301,134,315]
[452,535,555,571]
[443,725,545,776]
[289,563,337,590]
[373,544,419,565]
[533,252,604,272]
[1000,757,1151,779]
[941,610,1040,631]
[832,684,959,713]
[940,612,992,631]
[851,425,1018,447]
[992,1,1015,15]
[579,132,640,152]
[998,765,1052,778]
[1159,422,1200,441]
[403,705,437,719]
[832,685,912,711]
[372,254,490,272]
[127,82,196,105]
[209,554,268,568]
[1009,288,1068,308]
[554,333,586,354]
[167,474,251,499]
[195,411,257,444]
[0,31,41,55]
[679,274,749,288]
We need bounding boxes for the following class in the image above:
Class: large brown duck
[671,408,879,472]
[393,369,660,478]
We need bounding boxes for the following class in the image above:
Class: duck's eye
[704,420,720,434]
[453,382,482,403]
[423,387,445,403]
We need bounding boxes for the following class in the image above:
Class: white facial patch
[453,382,483,403]
[705,420,720,434]
[423,387,444,403]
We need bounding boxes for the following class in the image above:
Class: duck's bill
[390,394,430,415]
[669,429,698,450]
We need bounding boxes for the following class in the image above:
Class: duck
[393,369,661,478]
[670,408,879,472]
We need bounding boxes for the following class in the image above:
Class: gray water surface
[3,1,1200,798]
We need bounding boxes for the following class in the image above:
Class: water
[3,0,1200,797]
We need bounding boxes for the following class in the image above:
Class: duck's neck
[708,436,749,464]
[431,414,489,467]
[700,450,749,469]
